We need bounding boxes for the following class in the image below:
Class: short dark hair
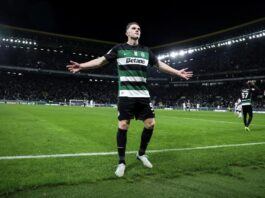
[126,22,140,31]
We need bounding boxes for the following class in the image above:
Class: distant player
[196,103,200,111]
[182,102,186,111]
[186,100,191,111]
[240,80,258,131]
[89,99,94,107]
[234,98,242,118]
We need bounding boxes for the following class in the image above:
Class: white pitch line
[180,117,265,126]
[1,142,265,160]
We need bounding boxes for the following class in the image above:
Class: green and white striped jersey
[104,43,158,98]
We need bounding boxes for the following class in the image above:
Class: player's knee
[118,120,130,130]
[145,120,155,129]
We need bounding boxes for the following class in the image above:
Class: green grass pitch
[0,104,265,197]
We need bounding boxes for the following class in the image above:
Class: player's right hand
[66,61,82,73]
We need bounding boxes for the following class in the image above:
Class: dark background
[0,0,264,46]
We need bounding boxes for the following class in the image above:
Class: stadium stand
[0,20,264,110]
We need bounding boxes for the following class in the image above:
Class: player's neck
[127,39,139,46]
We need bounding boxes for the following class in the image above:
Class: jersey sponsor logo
[126,57,146,64]
[117,57,148,66]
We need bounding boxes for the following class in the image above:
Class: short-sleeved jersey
[240,88,254,106]
[104,43,158,98]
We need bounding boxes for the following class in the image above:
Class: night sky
[0,0,265,46]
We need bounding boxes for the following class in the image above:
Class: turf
[0,104,265,197]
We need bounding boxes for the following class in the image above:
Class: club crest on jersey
[133,51,145,58]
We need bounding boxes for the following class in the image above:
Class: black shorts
[242,105,253,115]
[117,97,155,121]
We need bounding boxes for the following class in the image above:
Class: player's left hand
[178,68,193,80]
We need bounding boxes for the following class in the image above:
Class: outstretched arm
[247,80,261,91]
[157,60,193,80]
[66,56,108,73]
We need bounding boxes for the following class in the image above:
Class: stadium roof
[0,1,264,46]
